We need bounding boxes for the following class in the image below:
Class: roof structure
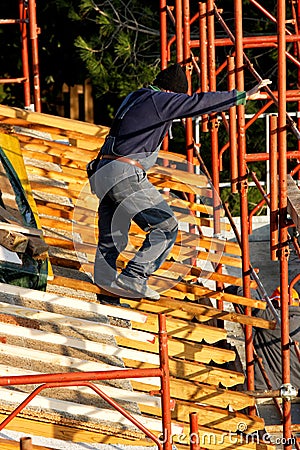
[0,105,276,450]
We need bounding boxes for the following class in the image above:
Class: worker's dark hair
[153,63,188,93]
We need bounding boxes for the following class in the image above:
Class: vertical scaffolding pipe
[183,0,194,171]
[160,0,169,153]
[297,0,300,172]
[269,114,279,261]
[227,56,238,194]
[28,0,41,112]
[160,0,168,69]
[277,1,292,447]
[175,0,183,63]
[19,0,31,108]
[20,437,32,450]
[199,2,209,133]
[159,314,172,450]
[234,0,255,410]
[189,412,200,450]
[207,0,223,301]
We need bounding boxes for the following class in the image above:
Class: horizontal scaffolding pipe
[190,34,300,48]
[0,367,162,387]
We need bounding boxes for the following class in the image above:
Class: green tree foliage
[1,0,162,123]
[43,0,162,123]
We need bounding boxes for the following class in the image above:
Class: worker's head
[153,63,188,93]
[271,286,300,306]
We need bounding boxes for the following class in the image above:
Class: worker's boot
[116,274,160,301]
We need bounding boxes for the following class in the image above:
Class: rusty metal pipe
[199,2,208,132]
[160,0,168,67]
[175,0,183,62]
[227,56,238,193]
[191,34,300,48]
[19,0,31,108]
[277,0,293,446]
[159,314,172,450]
[269,114,279,261]
[0,367,162,387]
[20,437,32,450]
[190,412,200,450]
[246,150,300,162]
[28,0,41,111]
[234,0,255,413]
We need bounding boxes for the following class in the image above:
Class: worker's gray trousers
[93,160,178,290]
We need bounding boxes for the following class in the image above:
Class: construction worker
[88,64,271,305]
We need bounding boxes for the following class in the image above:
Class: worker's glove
[246,79,272,100]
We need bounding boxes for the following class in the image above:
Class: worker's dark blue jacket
[100,86,246,170]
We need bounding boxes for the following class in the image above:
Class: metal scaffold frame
[0,0,41,112]
[0,314,174,450]
[1,0,300,448]
[159,1,300,448]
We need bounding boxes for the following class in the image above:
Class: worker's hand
[246,79,272,100]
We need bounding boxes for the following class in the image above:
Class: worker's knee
[159,215,178,235]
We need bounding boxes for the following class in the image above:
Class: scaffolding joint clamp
[236,180,248,192]
[280,383,298,401]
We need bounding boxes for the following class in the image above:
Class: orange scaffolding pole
[0,0,41,111]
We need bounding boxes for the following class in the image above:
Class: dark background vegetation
[0,0,298,215]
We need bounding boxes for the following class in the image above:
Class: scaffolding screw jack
[280,383,298,401]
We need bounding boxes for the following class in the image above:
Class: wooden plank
[166,378,255,410]
[149,176,213,199]
[48,253,256,291]
[0,282,147,324]
[130,373,255,410]
[131,315,227,344]
[163,194,226,217]
[0,422,276,450]
[0,119,105,151]
[19,141,228,226]
[0,228,28,253]
[125,353,245,387]
[145,276,266,309]
[18,133,97,163]
[0,302,155,344]
[173,402,265,433]
[0,218,43,237]
[156,297,275,329]
[0,104,109,138]
[148,165,209,187]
